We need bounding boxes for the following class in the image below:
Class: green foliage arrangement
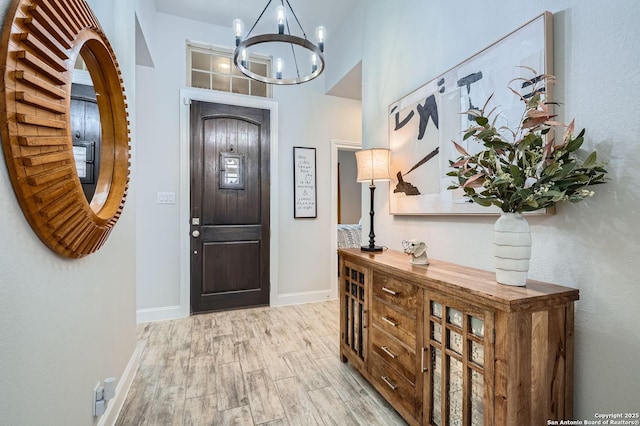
[447,69,608,213]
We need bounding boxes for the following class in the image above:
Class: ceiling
[154,0,358,39]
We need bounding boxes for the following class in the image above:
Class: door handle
[421,347,428,372]
[192,230,200,238]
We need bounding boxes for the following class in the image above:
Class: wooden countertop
[338,248,579,312]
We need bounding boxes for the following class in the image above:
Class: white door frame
[330,139,361,298]
[179,88,279,316]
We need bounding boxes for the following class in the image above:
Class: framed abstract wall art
[389,12,553,215]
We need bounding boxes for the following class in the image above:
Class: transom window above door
[187,42,271,98]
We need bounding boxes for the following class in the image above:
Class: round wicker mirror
[0,0,130,258]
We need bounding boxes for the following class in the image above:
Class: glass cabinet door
[425,295,493,425]
[342,261,367,362]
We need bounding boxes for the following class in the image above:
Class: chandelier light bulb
[233,19,244,46]
[276,57,283,79]
[315,26,326,52]
[311,53,318,73]
[276,5,285,34]
[241,48,248,68]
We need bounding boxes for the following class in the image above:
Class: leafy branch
[447,69,607,213]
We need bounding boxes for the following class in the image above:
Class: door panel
[190,101,270,313]
[202,242,261,293]
[202,117,261,224]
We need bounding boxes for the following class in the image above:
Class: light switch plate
[157,192,175,204]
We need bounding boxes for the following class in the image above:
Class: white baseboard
[99,341,145,426]
[136,289,336,323]
[136,304,188,323]
[271,289,336,307]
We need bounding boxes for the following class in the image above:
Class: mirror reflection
[71,55,102,204]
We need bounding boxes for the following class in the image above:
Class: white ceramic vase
[493,212,531,286]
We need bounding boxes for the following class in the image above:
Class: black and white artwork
[389,12,552,215]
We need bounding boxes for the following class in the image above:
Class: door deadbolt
[192,230,200,238]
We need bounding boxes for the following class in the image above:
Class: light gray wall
[331,0,639,417]
[0,0,137,424]
[338,150,360,224]
[135,0,156,50]
[134,11,361,316]
[323,3,365,94]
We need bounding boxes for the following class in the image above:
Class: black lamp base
[361,183,384,253]
[361,245,383,253]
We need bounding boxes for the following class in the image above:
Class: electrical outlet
[93,382,105,417]
[94,400,105,416]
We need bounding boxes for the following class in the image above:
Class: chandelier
[232,0,326,85]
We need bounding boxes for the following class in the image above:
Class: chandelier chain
[281,1,302,79]
[287,25,301,79]
[246,0,274,38]
[284,0,307,39]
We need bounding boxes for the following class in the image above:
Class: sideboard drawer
[371,298,416,347]
[370,352,417,419]
[372,272,418,313]
[370,325,416,383]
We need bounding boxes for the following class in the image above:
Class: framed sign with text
[293,146,317,218]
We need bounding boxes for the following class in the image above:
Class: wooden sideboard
[338,248,579,426]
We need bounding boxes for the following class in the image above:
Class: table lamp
[355,148,391,252]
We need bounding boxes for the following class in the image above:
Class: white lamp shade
[355,148,391,182]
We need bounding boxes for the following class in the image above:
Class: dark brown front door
[190,101,270,313]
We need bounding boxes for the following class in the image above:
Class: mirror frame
[0,0,130,258]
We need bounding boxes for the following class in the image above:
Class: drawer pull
[381,345,397,359]
[382,287,398,295]
[381,375,398,391]
[381,316,397,327]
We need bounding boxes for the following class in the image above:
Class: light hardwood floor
[116,300,408,425]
